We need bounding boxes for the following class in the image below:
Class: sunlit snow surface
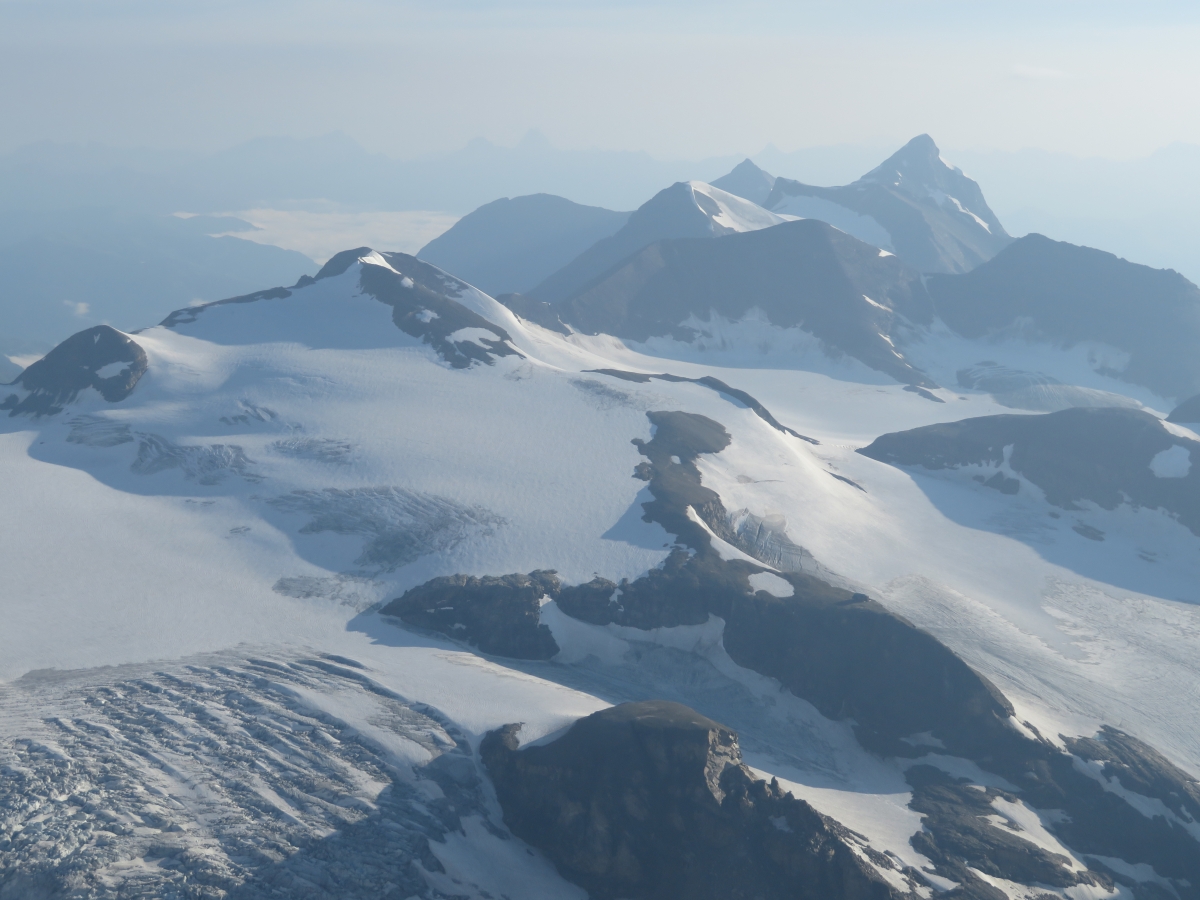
[2,258,1198,897]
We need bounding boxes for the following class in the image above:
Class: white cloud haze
[2,0,1199,160]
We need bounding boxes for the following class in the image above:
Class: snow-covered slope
[3,247,1199,899]
[528,180,795,303]
[764,134,1012,274]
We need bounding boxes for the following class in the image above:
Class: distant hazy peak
[858,134,946,185]
[857,134,1004,232]
[710,158,776,206]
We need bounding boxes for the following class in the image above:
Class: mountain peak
[857,134,956,191]
[711,159,776,206]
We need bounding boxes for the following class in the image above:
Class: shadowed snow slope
[556,218,937,387]
[764,134,1012,274]
[529,180,795,303]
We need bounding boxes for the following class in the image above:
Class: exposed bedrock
[160,247,521,368]
[388,409,1200,897]
[356,251,521,368]
[481,700,912,900]
[1,324,147,416]
[380,569,561,659]
[858,407,1200,536]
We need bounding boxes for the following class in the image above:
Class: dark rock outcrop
[380,570,560,659]
[481,701,911,900]
[1065,726,1200,826]
[1,325,148,416]
[162,247,522,369]
[587,368,817,441]
[357,251,520,368]
[554,219,937,387]
[858,407,1200,536]
[905,765,1104,895]
[555,410,1016,759]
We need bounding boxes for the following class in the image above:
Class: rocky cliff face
[2,324,147,416]
[481,700,913,900]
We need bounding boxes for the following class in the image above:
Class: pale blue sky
[2,1,1199,159]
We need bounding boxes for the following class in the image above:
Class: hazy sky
[3,1,1200,160]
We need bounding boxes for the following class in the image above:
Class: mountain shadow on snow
[554,218,937,387]
[482,700,913,900]
[928,233,1200,402]
[763,134,1012,275]
[1,324,147,417]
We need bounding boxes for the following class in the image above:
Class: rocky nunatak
[389,409,1200,900]
[2,324,148,416]
[380,570,560,659]
[481,700,912,900]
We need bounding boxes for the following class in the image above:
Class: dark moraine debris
[481,700,913,900]
[858,407,1200,536]
[380,570,561,659]
[1,325,148,416]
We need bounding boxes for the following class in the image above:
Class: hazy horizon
[4,1,1200,161]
